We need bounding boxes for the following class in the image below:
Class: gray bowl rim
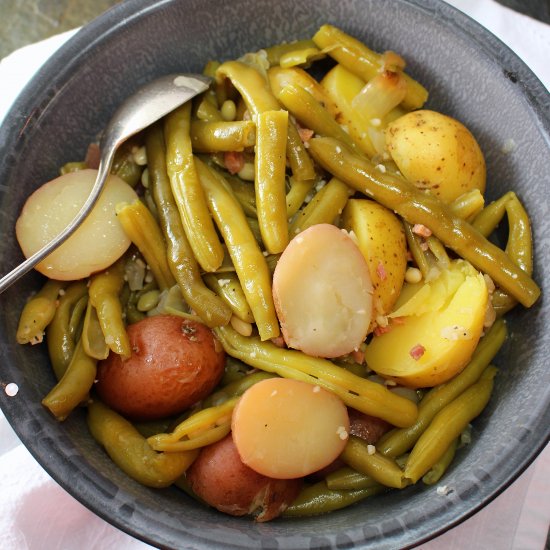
[0,0,549,548]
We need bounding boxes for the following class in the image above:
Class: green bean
[164,102,225,272]
[220,356,252,386]
[89,259,131,358]
[341,436,408,489]
[82,300,109,360]
[449,189,485,220]
[42,340,97,421]
[214,325,418,427]
[204,272,254,323]
[286,176,316,218]
[282,480,383,517]
[137,289,161,312]
[377,319,506,457]
[472,191,515,238]
[190,120,256,152]
[307,137,540,307]
[312,24,428,111]
[403,221,435,279]
[404,366,497,483]
[422,438,458,485]
[255,110,289,253]
[263,39,318,65]
[111,141,143,187]
[195,97,223,122]
[325,466,381,491]
[87,400,197,487]
[221,172,257,217]
[146,124,231,328]
[46,281,88,380]
[202,371,277,408]
[195,158,280,340]
[116,199,176,290]
[60,161,87,175]
[17,280,66,345]
[289,177,351,235]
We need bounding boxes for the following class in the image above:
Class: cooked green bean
[46,281,88,380]
[116,199,175,291]
[190,120,256,152]
[195,97,223,122]
[263,39,318,65]
[286,176,316,218]
[82,300,109,360]
[60,161,87,175]
[195,157,280,340]
[341,436,408,489]
[214,324,418,427]
[255,110,289,253]
[17,280,66,345]
[289,177,351,235]
[204,272,254,323]
[88,400,197,487]
[325,466,381,491]
[220,172,257,217]
[282,480,383,517]
[449,189,485,220]
[146,124,231,328]
[202,371,277,408]
[164,102,225,272]
[377,319,506,457]
[472,191,515,238]
[403,221,434,279]
[404,366,497,483]
[312,24,428,111]
[422,437,458,485]
[88,259,131,359]
[111,141,143,187]
[307,137,540,307]
[42,339,97,421]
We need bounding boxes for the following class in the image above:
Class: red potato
[186,434,302,522]
[272,223,373,358]
[96,315,225,421]
[348,409,391,444]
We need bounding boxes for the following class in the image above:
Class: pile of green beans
[15,23,540,521]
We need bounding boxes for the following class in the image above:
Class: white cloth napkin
[1,1,549,549]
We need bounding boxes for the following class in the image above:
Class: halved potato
[364,260,488,388]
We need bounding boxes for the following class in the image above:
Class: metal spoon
[0,73,211,295]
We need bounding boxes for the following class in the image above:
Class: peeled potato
[364,260,488,388]
[342,199,407,319]
[232,378,350,479]
[386,110,486,203]
[16,169,138,280]
[272,223,373,358]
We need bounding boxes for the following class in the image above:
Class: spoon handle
[0,150,115,295]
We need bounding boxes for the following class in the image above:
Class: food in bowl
[14,23,540,522]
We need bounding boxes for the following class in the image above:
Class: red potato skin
[186,434,302,522]
[95,315,225,421]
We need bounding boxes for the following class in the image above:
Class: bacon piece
[224,151,245,175]
[409,344,426,360]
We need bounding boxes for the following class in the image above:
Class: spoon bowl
[0,73,211,294]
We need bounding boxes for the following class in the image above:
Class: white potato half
[16,169,138,280]
[272,223,373,358]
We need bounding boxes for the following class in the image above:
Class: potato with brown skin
[96,315,225,421]
[348,409,391,444]
[186,434,302,521]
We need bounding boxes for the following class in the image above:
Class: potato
[385,110,486,203]
[186,434,302,522]
[348,409,391,444]
[342,199,407,319]
[364,260,488,388]
[272,223,373,358]
[96,315,225,420]
[16,169,138,280]
[232,378,349,479]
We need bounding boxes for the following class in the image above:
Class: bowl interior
[0,0,549,548]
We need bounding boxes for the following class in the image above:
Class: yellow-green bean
[88,400,197,488]
[282,480,383,517]
[289,177,351,235]
[88,259,131,359]
[307,137,540,307]
[312,24,428,111]
[149,422,231,452]
[17,280,66,345]
[111,141,143,187]
[42,340,97,421]
[325,466,381,491]
[341,436,408,489]
[422,438,458,485]
[404,366,497,483]
[214,324,418,427]
[195,157,280,340]
[221,172,257,217]
[202,371,277,408]
[146,124,231,328]
[286,176,316,218]
[449,189,485,220]
[263,39,318,65]
[82,300,109,360]
[377,319,506,457]
[204,272,254,323]
[190,120,256,152]
[164,101,224,272]
[60,161,87,175]
[472,191,515,238]
[255,109,289,253]
[116,199,175,290]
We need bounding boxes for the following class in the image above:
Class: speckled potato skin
[385,110,486,203]
[343,199,407,318]
[186,434,302,522]
[96,315,225,421]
